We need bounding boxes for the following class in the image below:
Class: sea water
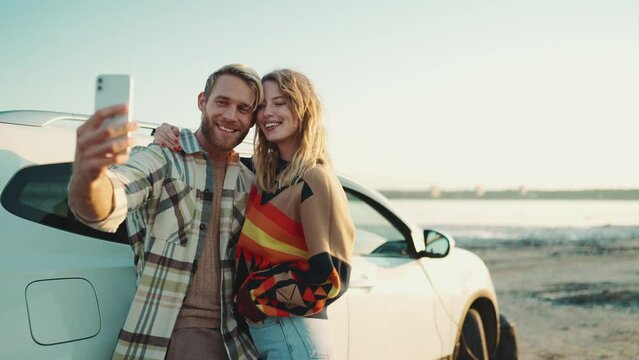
[389,199,639,247]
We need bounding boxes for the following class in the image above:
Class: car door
[0,162,136,359]
[343,189,446,359]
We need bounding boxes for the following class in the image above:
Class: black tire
[457,308,489,360]
[495,315,518,360]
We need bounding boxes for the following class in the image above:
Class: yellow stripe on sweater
[242,218,308,259]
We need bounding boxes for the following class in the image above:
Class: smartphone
[95,74,133,128]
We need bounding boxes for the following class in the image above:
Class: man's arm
[68,105,138,222]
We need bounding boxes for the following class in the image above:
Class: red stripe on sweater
[249,187,305,239]
[243,204,307,252]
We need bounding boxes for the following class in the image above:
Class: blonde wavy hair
[204,64,264,110]
[253,69,330,192]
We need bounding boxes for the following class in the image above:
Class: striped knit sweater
[235,163,355,322]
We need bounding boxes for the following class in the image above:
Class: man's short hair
[203,64,264,111]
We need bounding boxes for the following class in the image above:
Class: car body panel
[418,248,499,355]
[0,208,136,358]
[420,248,499,352]
[346,255,444,359]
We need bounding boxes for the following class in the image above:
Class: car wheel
[495,315,518,360]
[457,308,489,360]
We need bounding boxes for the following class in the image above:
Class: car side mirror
[420,229,454,258]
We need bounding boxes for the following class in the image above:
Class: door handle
[350,275,376,289]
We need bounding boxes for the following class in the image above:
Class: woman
[154,69,355,359]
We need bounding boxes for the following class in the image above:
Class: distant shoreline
[379,189,639,200]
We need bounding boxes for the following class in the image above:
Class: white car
[0,110,516,359]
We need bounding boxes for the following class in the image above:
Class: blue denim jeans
[248,316,335,359]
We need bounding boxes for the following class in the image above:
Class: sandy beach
[467,236,639,359]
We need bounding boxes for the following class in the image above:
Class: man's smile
[217,124,238,133]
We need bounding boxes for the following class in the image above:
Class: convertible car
[0,110,516,359]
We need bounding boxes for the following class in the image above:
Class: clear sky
[1,0,638,190]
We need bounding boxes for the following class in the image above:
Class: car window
[1,162,128,244]
[345,190,409,257]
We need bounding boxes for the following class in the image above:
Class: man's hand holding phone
[75,74,137,183]
[69,104,138,222]
[68,72,138,222]
[74,105,138,182]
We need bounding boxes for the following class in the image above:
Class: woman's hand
[153,123,182,151]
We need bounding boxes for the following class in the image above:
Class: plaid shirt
[73,130,259,360]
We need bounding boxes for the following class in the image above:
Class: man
[68,64,264,360]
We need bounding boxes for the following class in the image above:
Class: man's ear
[198,92,206,111]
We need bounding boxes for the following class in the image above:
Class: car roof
[0,109,156,132]
[0,110,254,156]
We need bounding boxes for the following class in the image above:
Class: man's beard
[200,111,250,152]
